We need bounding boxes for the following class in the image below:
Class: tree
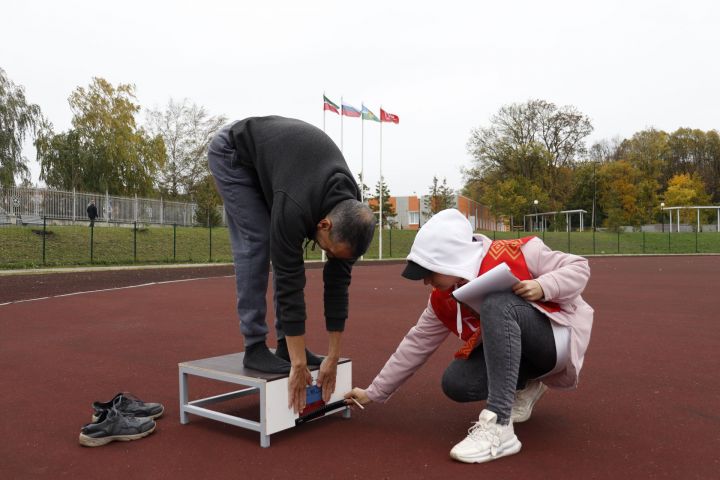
[567,161,598,228]
[465,99,592,210]
[145,98,226,199]
[0,67,44,186]
[663,173,712,225]
[425,175,456,216]
[36,77,166,195]
[192,174,223,227]
[587,137,622,164]
[476,172,548,229]
[370,178,396,227]
[616,128,670,186]
[356,171,371,202]
[667,128,720,203]
[597,161,643,231]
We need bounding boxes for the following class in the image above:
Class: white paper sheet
[451,263,520,312]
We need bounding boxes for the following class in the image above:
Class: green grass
[0,224,234,268]
[2,225,720,269]
[481,229,720,255]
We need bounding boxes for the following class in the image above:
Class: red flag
[380,109,399,124]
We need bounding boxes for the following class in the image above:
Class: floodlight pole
[660,202,665,233]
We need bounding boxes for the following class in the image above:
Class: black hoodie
[229,116,360,336]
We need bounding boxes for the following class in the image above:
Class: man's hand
[512,279,544,302]
[285,335,313,413]
[316,356,338,403]
[316,330,343,403]
[288,363,312,413]
[344,387,372,407]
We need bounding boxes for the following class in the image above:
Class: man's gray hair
[328,199,376,258]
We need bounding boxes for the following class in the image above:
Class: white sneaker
[511,380,548,423]
[449,409,522,463]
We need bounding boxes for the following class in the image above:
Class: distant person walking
[87,200,98,227]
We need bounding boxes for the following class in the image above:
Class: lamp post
[533,199,539,232]
[660,202,665,233]
[592,160,597,232]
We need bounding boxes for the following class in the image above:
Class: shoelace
[467,421,502,457]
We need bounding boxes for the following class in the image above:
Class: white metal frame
[662,206,720,233]
[179,352,352,447]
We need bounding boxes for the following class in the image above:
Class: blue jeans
[207,125,281,347]
[441,291,556,424]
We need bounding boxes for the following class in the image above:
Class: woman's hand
[512,279,545,302]
[344,387,372,408]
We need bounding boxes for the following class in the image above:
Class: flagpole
[361,103,365,203]
[379,105,383,260]
[321,93,327,264]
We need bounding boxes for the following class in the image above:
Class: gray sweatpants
[207,125,281,347]
[441,291,556,424]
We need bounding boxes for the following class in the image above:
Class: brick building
[368,194,504,231]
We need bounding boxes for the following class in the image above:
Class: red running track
[0,256,718,479]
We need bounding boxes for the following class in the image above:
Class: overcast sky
[3,0,719,195]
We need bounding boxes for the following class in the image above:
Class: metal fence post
[133,222,137,263]
[208,209,212,262]
[90,224,94,264]
[593,229,596,255]
[567,228,570,253]
[173,224,177,262]
[42,216,47,265]
[389,227,392,258]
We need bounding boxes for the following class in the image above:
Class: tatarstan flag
[361,105,380,122]
[323,95,339,114]
[342,102,361,118]
[380,108,399,124]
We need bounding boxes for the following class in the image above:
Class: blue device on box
[305,385,322,404]
[296,384,347,426]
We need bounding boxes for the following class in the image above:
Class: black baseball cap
[401,260,433,280]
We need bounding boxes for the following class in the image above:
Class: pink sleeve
[524,237,590,303]
[365,299,450,403]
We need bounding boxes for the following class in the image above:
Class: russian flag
[342,103,361,118]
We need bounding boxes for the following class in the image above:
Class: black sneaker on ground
[92,392,164,422]
[243,342,291,373]
[79,407,156,447]
[275,338,324,366]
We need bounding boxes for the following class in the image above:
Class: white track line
[0,275,234,306]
